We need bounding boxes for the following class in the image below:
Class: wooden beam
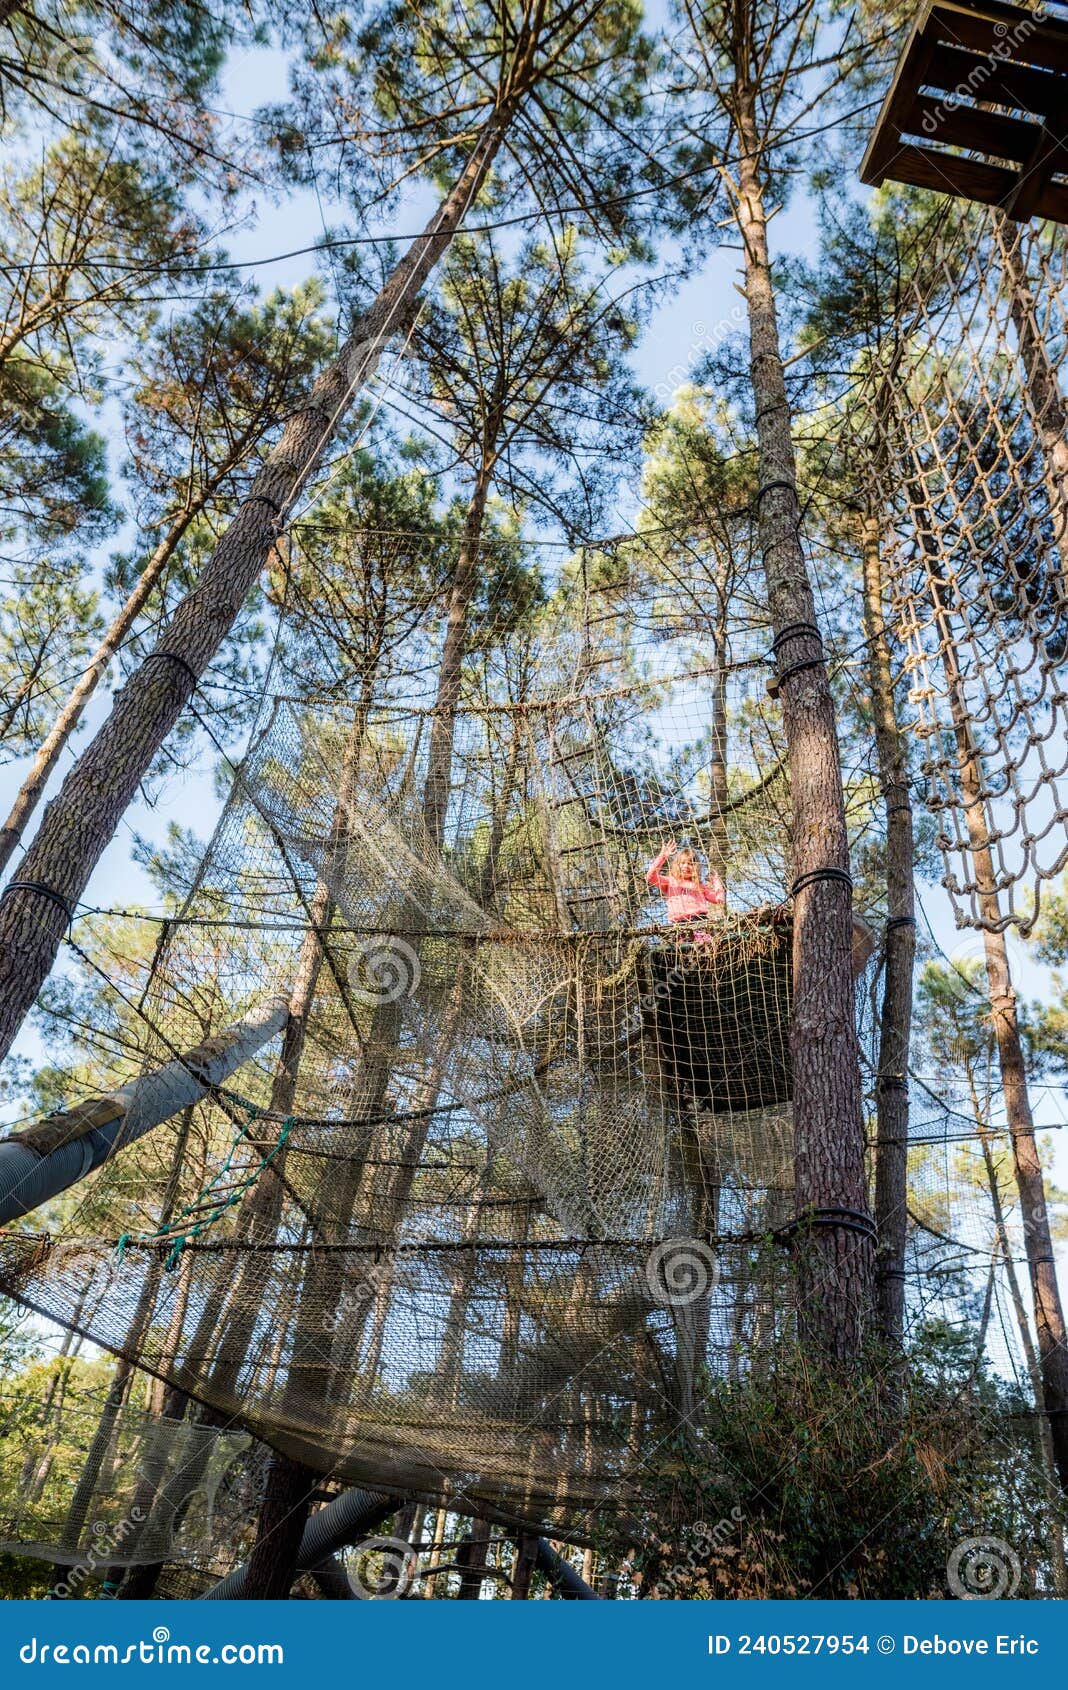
[906,94,1039,165]
[925,41,1063,118]
[927,2,1068,78]
[862,8,940,184]
[862,3,1068,222]
[1002,119,1068,220]
[880,140,1018,204]
[883,141,1068,224]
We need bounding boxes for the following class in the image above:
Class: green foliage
[412,230,650,534]
[0,564,106,763]
[0,1336,127,1599]
[1028,875,1068,1072]
[270,0,655,250]
[621,1330,1055,1599]
[0,1,259,164]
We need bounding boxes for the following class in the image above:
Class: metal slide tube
[201,1487,397,1600]
[0,996,289,1225]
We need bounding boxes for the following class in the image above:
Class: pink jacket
[646,847,725,923]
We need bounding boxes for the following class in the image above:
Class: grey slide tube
[0,996,289,1225]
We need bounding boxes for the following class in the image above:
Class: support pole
[0,996,289,1225]
[533,1537,601,1600]
[200,1487,398,1600]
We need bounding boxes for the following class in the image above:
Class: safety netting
[0,573,1033,1573]
[2,197,1066,1582]
[843,203,1068,934]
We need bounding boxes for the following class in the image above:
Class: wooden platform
[860,1,1068,224]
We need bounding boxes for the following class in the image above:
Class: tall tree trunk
[511,1532,536,1599]
[421,465,492,847]
[359,525,508,1375]
[967,1083,1068,1595]
[456,1519,491,1599]
[953,755,1068,1493]
[0,457,255,874]
[0,109,515,1062]
[708,550,731,876]
[239,490,491,1588]
[424,1507,448,1598]
[214,705,379,1600]
[860,508,915,1348]
[732,84,871,1359]
[51,1107,196,1591]
[117,702,375,1598]
[242,1453,318,1601]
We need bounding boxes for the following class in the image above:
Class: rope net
[3,202,1065,1581]
[846,204,1068,934]
[0,564,1031,1570]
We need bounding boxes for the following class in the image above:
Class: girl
[646,839,725,942]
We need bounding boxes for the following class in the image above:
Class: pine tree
[0,282,335,870]
[0,0,653,1066]
[670,0,874,1359]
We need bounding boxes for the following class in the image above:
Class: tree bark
[860,509,915,1348]
[732,83,871,1359]
[0,456,254,875]
[511,1532,536,1599]
[200,704,380,1592]
[242,1451,318,1600]
[969,1093,1068,1594]
[50,1107,196,1592]
[421,465,492,848]
[456,1519,491,1599]
[424,1507,448,1598]
[0,110,513,1062]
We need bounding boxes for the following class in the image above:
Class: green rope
[116,1109,292,1273]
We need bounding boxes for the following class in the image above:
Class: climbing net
[0,557,1033,1577]
[3,203,1065,1584]
[846,203,1068,934]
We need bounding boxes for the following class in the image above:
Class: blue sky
[1,24,1064,1230]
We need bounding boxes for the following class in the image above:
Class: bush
[618,1324,1058,1599]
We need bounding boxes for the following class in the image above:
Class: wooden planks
[861,1,1068,225]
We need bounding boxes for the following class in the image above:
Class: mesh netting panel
[848,207,1068,933]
